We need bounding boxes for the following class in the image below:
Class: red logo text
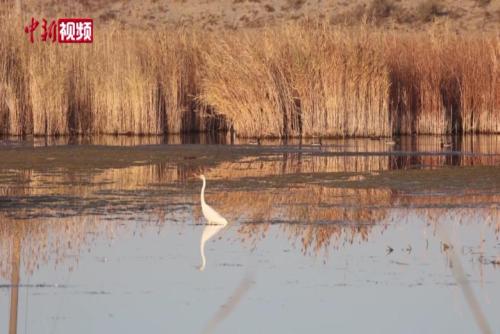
[24,17,93,44]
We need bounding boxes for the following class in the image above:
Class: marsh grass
[201,23,391,137]
[0,14,498,137]
[0,16,209,136]
[386,30,500,135]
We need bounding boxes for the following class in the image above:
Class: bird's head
[198,174,206,181]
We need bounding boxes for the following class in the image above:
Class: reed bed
[0,15,498,137]
[201,23,392,137]
[386,31,500,135]
[0,16,208,136]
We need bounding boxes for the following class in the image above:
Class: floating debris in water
[442,242,453,251]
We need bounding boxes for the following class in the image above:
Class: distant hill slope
[3,0,500,31]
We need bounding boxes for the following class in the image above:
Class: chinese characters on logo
[58,19,93,43]
[24,18,93,44]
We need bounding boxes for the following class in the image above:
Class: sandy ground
[4,0,500,31]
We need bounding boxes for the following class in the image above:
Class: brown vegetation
[0,16,209,135]
[0,14,499,137]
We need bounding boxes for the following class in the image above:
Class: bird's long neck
[200,177,206,206]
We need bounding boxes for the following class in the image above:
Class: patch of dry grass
[0,16,208,135]
[201,23,391,137]
[0,14,499,137]
[202,22,499,137]
[386,29,500,134]
[416,0,447,22]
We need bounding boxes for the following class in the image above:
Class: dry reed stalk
[458,35,500,134]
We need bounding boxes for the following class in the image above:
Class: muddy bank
[0,140,499,171]
[0,140,498,220]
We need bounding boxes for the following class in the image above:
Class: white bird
[198,175,228,271]
[199,175,227,225]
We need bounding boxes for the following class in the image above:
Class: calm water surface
[0,135,499,334]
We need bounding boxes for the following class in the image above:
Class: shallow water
[0,135,499,334]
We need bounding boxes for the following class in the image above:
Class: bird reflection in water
[198,175,228,271]
[197,175,254,334]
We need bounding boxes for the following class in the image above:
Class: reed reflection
[0,132,236,147]
[8,233,20,334]
[0,136,498,280]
